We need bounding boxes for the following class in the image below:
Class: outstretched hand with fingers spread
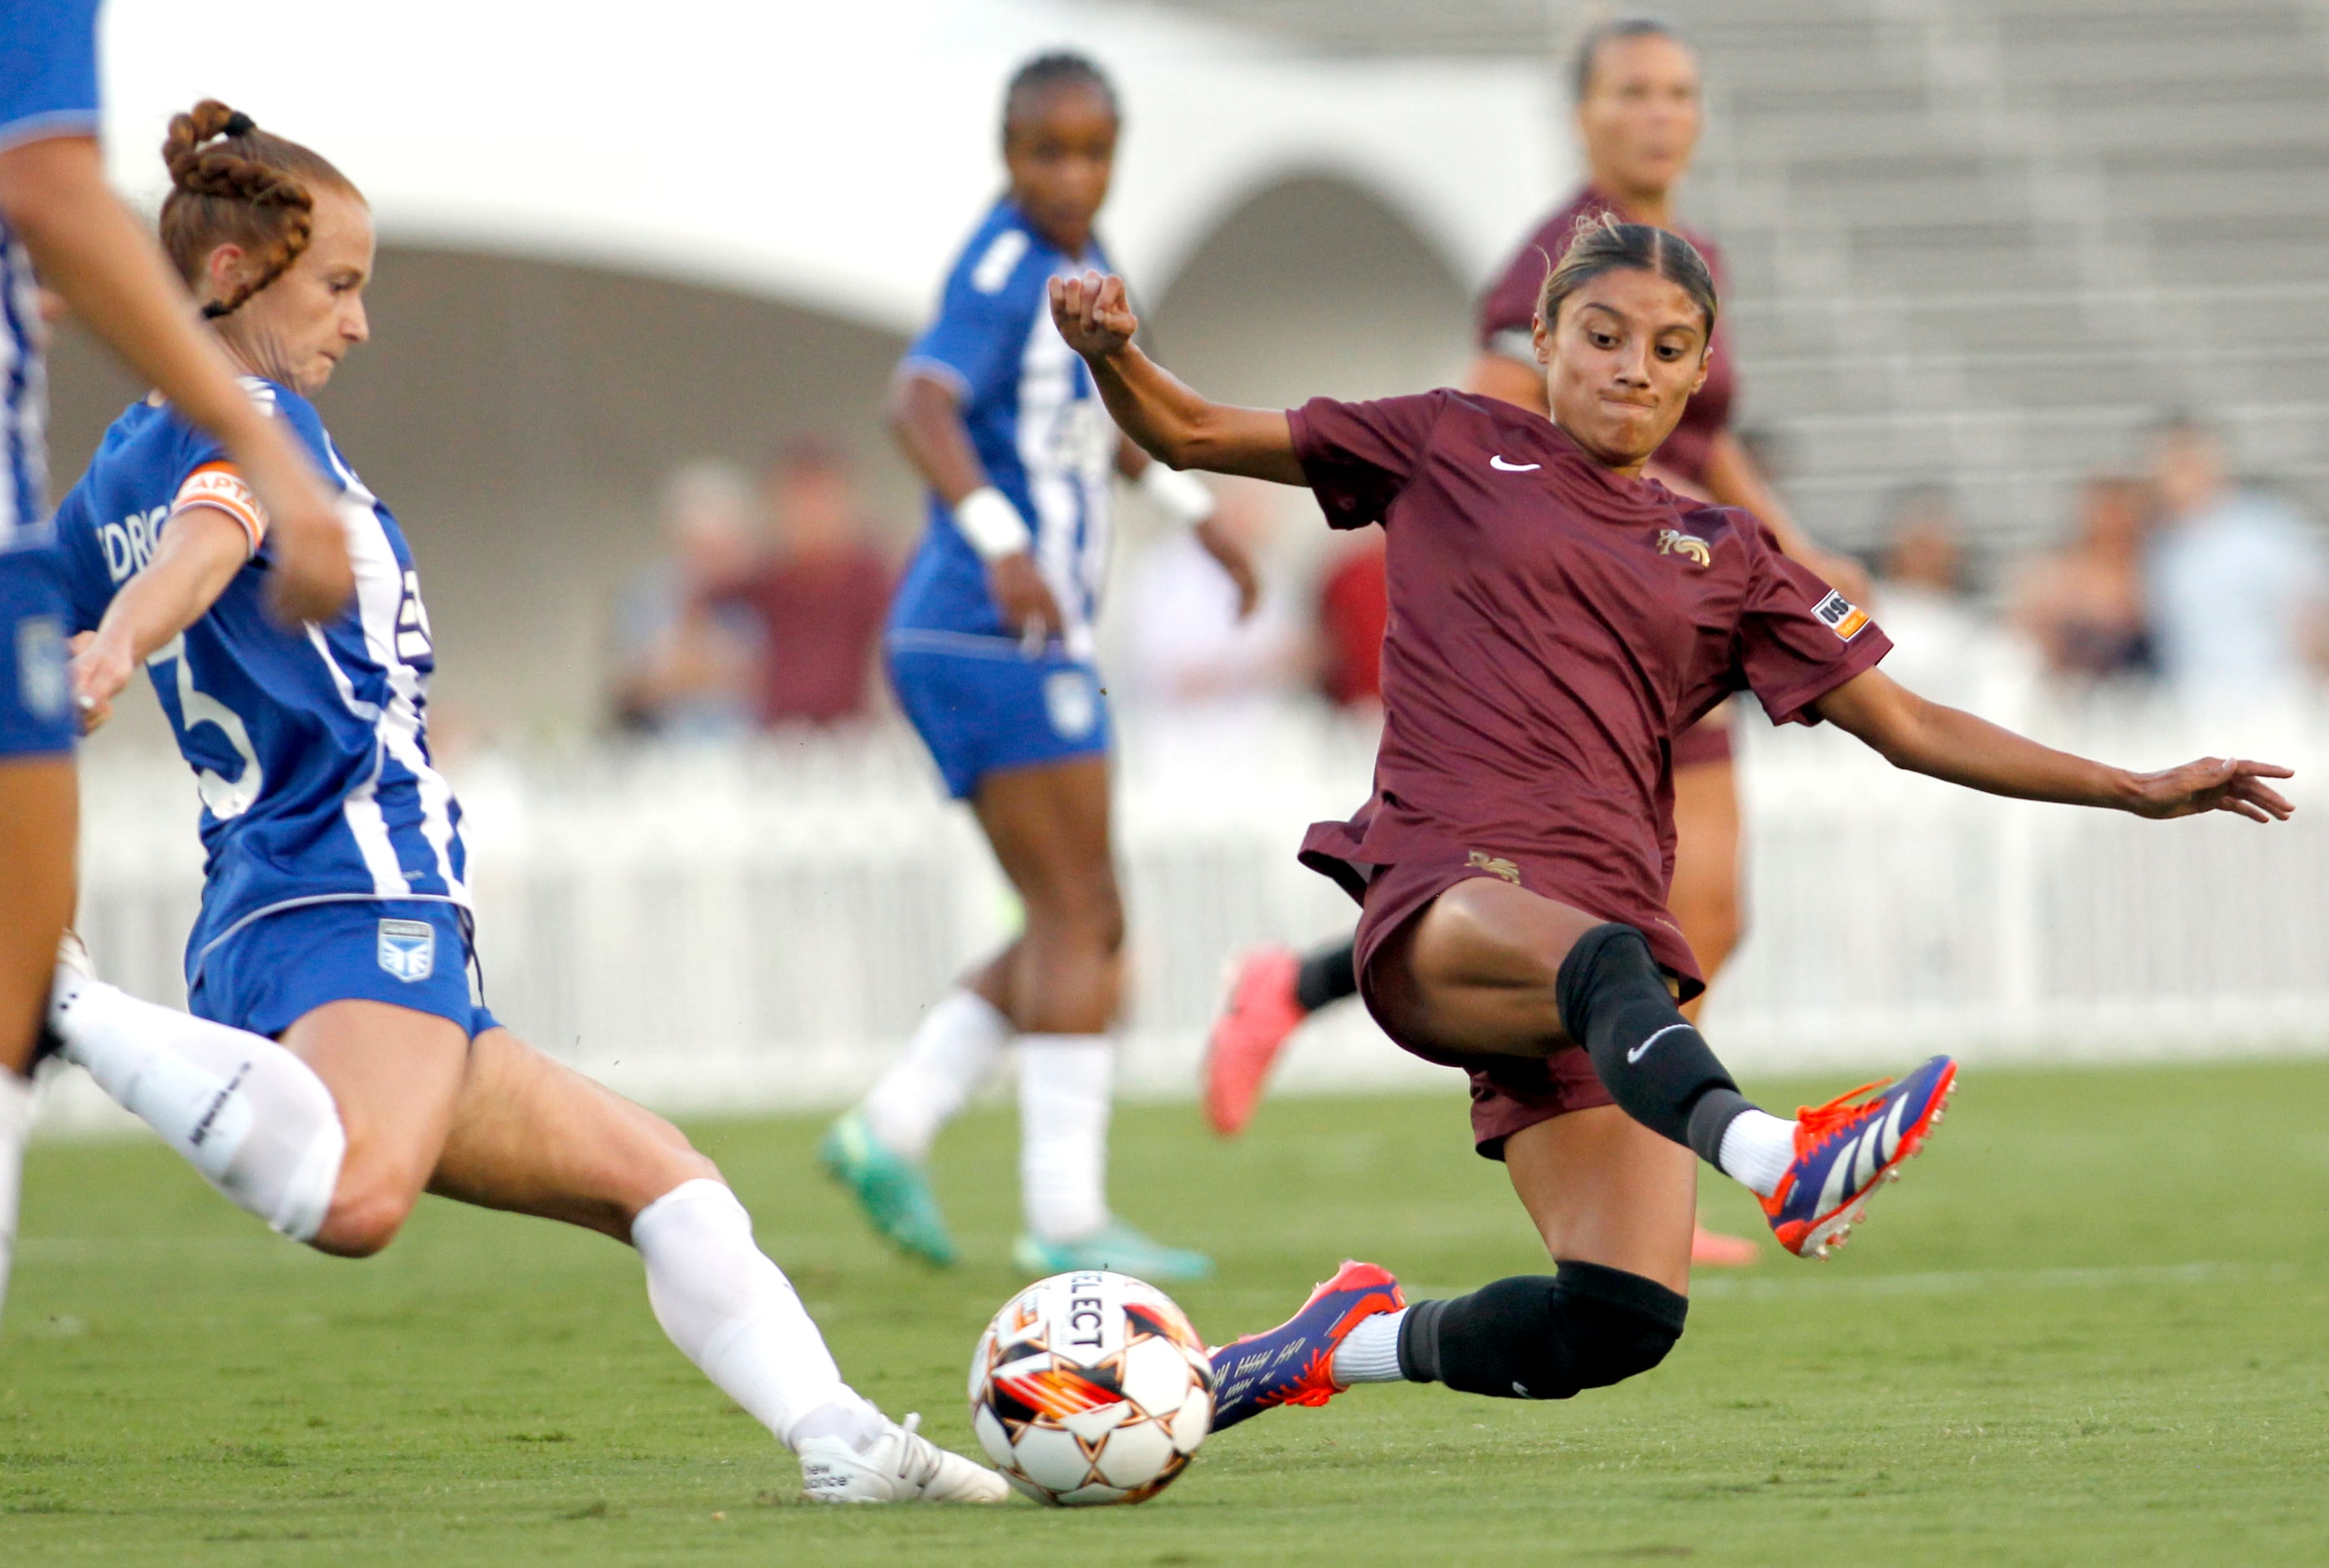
[2123,757,2295,822]
[1049,271,1137,360]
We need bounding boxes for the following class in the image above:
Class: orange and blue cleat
[1764,1055,1957,1259]
[1203,945,1308,1137]
[1207,1260,1405,1430]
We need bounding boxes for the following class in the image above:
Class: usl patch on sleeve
[1812,589,1870,641]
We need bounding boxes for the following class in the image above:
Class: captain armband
[1137,462,1218,529]
[172,463,270,559]
[953,486,1034,562]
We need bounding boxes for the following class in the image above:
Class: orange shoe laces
[1793,1078,1891,1146]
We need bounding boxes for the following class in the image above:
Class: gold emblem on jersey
[1467,850,1522,885]
[1657,529,1712,568]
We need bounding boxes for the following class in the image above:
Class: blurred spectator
[1315,531,1388,711]
[610,460,762,738]
[1870,485,1992,707]
[2144,415,2329,709]
[719,442,895,727]
[1123,480,1296,714]
[2013,474,2156,684]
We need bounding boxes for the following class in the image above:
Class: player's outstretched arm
[1815,666,2295,822]
[1050,271,1305,484]
[0,135,351,625]
[66,508,249,732]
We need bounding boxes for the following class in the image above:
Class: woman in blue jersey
[821,53,1255,1281]
[45,102,1001,1505]
[0,0,349,1322]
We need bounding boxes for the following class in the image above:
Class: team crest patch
[1812,589,1871,641]
[1467,850,1522,885]
[1043,669,1098,741]
[377,918,436,983]
[1656,529,1712,568]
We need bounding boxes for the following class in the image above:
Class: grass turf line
[3,1060,2326,1565]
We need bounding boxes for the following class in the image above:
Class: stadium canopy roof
[96,0,1569,333]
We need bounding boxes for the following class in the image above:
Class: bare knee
[310,1169,423,1258]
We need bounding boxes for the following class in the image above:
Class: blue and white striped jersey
[54,381,470,984]
[889,197,1118,660]
[0,0,103,554]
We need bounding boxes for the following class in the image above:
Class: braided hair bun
[159,100,357,320]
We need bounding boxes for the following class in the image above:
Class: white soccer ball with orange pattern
[967,1270,1214,1506]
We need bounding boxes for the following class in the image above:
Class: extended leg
[427,1029,1002,1500]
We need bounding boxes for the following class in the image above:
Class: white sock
[631,1177,882,1452]
[1018,1034,1111,1243]
[0,1070,32,1323]
[860,989,1011,1162]
[1717,1109,1798,1199]
[1329,1307,1407,1385]
[51,971,345,1242]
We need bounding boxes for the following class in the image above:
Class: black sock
[1396,1262,1687,1399]
[1554,923,1755,1166]
[1293,937,1360,1014]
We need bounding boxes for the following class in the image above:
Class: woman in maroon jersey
[1048,221,2290,1430]
[1205,24,1845,1276]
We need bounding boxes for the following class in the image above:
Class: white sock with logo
[860,989,1012,1163]
[0,1070,33,1323]
[1328,1307,1409,1385]
[631,1177,883,1452]
[1716,1110,1797,1199]
[1018,1034,1111,1244]
[48,970,346,1242]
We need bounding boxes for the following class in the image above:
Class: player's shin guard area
[1554,923,1749,1161]
[1397,1262,1686,1401]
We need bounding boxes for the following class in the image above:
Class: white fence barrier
[47,696,2329,1131]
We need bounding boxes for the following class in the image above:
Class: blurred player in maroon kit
[1047,223,2289,1432]
[1204,18,1866,1267]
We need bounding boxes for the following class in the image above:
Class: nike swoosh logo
[1488,455,1541,472]
[1627,1023,1692,1064]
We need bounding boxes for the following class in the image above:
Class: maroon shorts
[1672,706,1737,771]
[1333,850,1697,1161]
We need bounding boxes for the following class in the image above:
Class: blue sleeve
[0,0,103,150]
[904,253,1035,412]
[49,480,116,633]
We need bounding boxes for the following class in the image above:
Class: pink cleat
[1203,946,1307,1137]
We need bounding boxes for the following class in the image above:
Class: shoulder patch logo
[1812,589,1871,641]
[1657,529,1713,568]
[971,228,1030,295]
[1466,850,1522,885]
[377,918,436,984]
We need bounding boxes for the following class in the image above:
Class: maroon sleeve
[1287,392,1445,531]
[1734,525,1891,726]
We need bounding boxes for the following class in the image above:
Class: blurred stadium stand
[1156,0,2329,558]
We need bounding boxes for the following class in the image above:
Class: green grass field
[4,1060,2326,1565]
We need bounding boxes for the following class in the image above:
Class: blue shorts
[0,548,74,760]
[189,898,500,1041]
[887,633,1111,800]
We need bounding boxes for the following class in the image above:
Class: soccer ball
[968,1270,1214,1506]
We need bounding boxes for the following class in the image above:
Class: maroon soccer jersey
[1289,389,1887,984]
[1476,186,1736,488]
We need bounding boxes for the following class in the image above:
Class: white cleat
[798,1413,1010,1505]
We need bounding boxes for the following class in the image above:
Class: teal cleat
[818,1110,958,1267]
[1011,1219,1214,1282]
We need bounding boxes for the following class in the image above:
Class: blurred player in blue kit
[0,0,351,1325]
[822,53,1258,1281]
[41,100,1003,1504]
